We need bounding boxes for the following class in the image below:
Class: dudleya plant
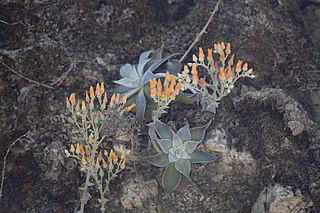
[113,45,180,122]
[147,120,218,194]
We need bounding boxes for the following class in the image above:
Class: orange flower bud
[85,91,90,103]
[126,103,136,112]
[120,145,125,159]
[75,100,80,112]
[199,47,204,61]
[98,150,102,161]
[236,60,243,72]
[220,51,225,62]
[243,63,248,71]
[89,86,95,99]
[96,83,101,97]
[115,93,120,104]
[157,79,162,96]
[76,143,81,154]
[70,144,75,153]
[207,48,213,59]
[228,54,235,66]
[170,75,176,86]
[121,95,127,104]
[219,67,226,79]
[81,155,87,165]
[192,54,197,62]
[81,101,86,112]
[66,97,71,109]
[226,42,231,54]
[100,82,105,93]
[110,93,115,107]
[121,158,126,169]
[69,93,76,105]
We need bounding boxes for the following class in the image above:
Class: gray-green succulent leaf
[113,46,178,122]
[175,159,191,181]
[146,152,169,167]
[148,119,218,194]
[189,150,219,163]
[162,163,181,195]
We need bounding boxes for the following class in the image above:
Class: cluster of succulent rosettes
[177,42,255,112]
[66,82,136,117]
[113,45,180,122]
[149,71,181,110]
[65,141,126,175]
[147,120,218,194]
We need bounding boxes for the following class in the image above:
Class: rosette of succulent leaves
[113,45,181,122]
[178,42,255,113]
[147,120,218,194]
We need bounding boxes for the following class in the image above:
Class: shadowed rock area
[0,0,319,212]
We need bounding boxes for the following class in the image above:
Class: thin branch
[50,60,76,87]
[0,131,31,202]
[179,0,221,62]
[0,59,54,89]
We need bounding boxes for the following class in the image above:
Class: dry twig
[0,131,31,202]
[0,59,54,89]
[179,0,221,62]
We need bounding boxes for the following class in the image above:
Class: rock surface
[0,0,319,212]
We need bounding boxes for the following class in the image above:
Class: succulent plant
[113,45,180,122]
[147,120,218,194]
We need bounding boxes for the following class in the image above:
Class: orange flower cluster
[186,42,254,95]
[66,82,136,114]
[149,71,181,104]
[65,142,127,173]
[180,64,209,88]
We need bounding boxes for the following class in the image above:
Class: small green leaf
[147,153,169,167]
[172,132,182,147]
[175,159,191,181]
[113,78,140,88]
[177,123,191,142]
[156,139,172,154]
[136,89,147,122]
[168,153,179,162]
[190,120,212,142]
[189,150,218,163]
[184,141,201,153]
[155,121,173,139]
[120,64,139,79]
[162,163,181,194]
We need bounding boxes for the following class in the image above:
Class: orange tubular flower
[121,158,126,169]
[199,47,204,61]
[100,82,105,93]
[66,97,71,108]
[191,64,198,84]
[70,144,75,153]
[85,91,90,103]
[149,79,156,98]
[226,42,231,55]
[96,83,101,97]
[110,93,115,107]
[70,93,76,105]
[220,51,225,62]
[89,86,95,99]
[207,48,213,60]
[120,145,125,159]
[219,67,226,80]
[236,60,243,72]
[81,101,86,112]
[157,79,162,96]
[126,103,136,112]
[115,93,120,104]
